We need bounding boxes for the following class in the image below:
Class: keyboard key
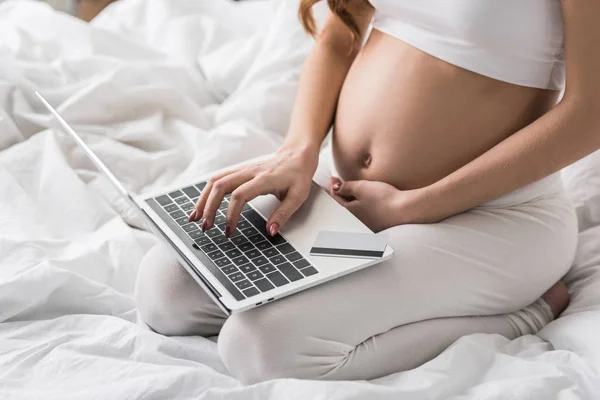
[278,262,303,282]
[239,264,257,274]
[229,272,244,282]
[191,197,199,203]
[215,258,232,268]
[269,255,286,265]
[241,227,259,237]
[259,263,277,274]
[222,265,238,275]
[231,235,248,246]
[175,197,189,205]
[236,219,251,230]
[301,266,318,277]
[206,228,221,238]
[170,210,186,219]
[182,186,200,198]
[169,190,184,198]
[293,259,311,269]
[232,255,250,266]
[164,204,178,213]
[238,242,254,252]
[241,207,260,219]
[235,279,253,290]
[265,233,287,245]
[212,235,228,245]
[245,249,261,259]
[181,203,195,211]
[156,195,173,206]
[175,217,188,226]
[194,236,211,246]
[277,243,295,255]
[246,271,264,281]
[225,249,242,259]
[262,247,279,258]
[219,200,229,211]
[266,271,289,287]
[189,230,204,240]
[286,252,303,262]
[218,242,235,252]
[182,223,198,232]
[251,256,269,266]
[243,287,260,297]
[196,182,207,191]
[254,278,274,292]
[242,208,287,245]
[248,234,265,244]
[214,214,227,225]
[255,241,272,251]
[201,243,218,253]
[207,250,225,260]
[216,222,227,232]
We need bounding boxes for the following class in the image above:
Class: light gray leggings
[135,172,577,383]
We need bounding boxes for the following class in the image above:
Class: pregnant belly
[332,30,559,190]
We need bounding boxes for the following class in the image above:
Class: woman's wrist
[280,137,321,155]
[393,184,447,225]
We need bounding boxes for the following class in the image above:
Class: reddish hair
[299,0,365,49]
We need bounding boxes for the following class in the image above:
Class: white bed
[0,1,599,398]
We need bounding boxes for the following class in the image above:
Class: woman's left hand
[329,177,429,231]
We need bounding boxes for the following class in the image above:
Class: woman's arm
[407,0,600,224]
[284,3,374,152]
[192,4,374,234]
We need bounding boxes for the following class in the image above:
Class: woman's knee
[218,303,326,383]
[135,244,226,336]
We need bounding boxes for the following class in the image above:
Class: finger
[330,177,342,194]
[201,170,255,231]
[226,176,276,235]
[191,168,241,222]
[331,191,353,208]
[192,166,248,222]
[266,186,308,235]
[334,180,361,200]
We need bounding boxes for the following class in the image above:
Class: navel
[363,153,373,168]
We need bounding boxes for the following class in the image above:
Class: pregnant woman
[136,0,600,382]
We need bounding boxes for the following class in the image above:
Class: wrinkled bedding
[0,0,599,398]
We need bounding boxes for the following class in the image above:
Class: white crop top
[369,0,565,90]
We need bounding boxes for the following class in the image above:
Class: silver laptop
[36,91,393,315]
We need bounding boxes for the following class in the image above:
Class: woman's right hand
[189,144,319,238]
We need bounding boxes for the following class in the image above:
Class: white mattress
[0,0,599,398]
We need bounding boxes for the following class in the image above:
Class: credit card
[310,231,387,259]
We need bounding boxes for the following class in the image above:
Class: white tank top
[369,0,565,90]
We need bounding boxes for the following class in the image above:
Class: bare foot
[541,281,569,318]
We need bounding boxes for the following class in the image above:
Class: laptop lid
[35,91,141,213]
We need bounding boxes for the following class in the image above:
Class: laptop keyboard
[148,182,319,300]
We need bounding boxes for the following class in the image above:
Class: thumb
[266,190,306,236]
[334,180,362,199]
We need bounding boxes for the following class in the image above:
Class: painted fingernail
[188,210,197,222]
[201,219,208,232]
[333,183,340,191]
[225,224,231,238]
[269,223,279,236]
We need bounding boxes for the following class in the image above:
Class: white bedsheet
[0,1,599,398]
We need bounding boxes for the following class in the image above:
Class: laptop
[36,91,393,315]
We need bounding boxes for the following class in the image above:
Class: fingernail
[201,219,208,232]
[269,223,279,236]
[225,224,231,238]
[333,183,340,191]
[188,210,197,222]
